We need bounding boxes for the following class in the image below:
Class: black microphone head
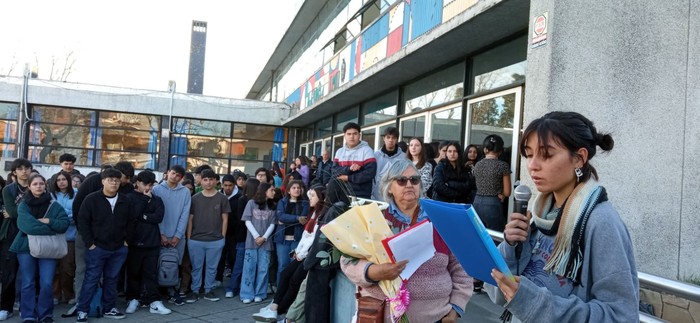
[514,184,532,201]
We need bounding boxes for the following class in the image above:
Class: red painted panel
[387,26,403,57]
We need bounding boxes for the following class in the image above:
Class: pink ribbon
[388,282,410,320]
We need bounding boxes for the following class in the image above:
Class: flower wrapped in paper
[320,203,408,321]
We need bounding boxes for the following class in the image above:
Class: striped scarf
[531,179,607,285]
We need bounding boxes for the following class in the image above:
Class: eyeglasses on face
[392,175,420,186]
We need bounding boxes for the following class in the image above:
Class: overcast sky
[0,0,303,98]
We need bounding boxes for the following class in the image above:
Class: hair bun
[596,133,614,151]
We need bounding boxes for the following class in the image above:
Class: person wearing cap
[124,170,171,315]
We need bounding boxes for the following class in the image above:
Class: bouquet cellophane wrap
[320,203,404,319]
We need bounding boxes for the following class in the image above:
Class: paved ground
[14,286,504,322]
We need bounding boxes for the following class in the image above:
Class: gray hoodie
[488,201,639,322]
[371,147,406,200]
[152,181,191,240]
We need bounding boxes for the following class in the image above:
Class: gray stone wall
[524,0,699,279]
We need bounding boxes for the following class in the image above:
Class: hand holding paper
[382,220,436,280]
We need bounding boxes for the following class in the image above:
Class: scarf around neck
[530,179,607,284]
[24,192,53,219]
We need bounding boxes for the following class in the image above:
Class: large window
[430,103,463,143]
[27,106,159,169]
[315,118,333,139]
[170,118,287,174]
[400,115,426,143]
[336,107,359,132]
[0,102,18,158]
[471,35,527,94]
[362,91,397,126]
[403,62,465,114]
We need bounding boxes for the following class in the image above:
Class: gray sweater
[494,201,639,322]
[153,182,191,240]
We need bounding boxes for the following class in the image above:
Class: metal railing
[485,229,700,323]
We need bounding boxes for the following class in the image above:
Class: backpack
[158,247,180,287]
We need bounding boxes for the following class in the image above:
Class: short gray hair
[380,159,420,202]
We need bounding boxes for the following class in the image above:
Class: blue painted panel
[403,1,411,46]
[361,14,389,52]
[410,0,443,40]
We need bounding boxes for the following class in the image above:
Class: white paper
[387,221,436,280]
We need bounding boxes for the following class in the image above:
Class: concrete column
[523,0,695,278]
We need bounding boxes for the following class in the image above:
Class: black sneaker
[203,291,220,302]
[103,308,125,319]
[167,296,185,306]
[76,311,88,323]
[185,293,200,304]
[40,317,56,323]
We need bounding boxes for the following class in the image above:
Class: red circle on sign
[534,16,546,35]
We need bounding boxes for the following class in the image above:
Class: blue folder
[419,199,513,286]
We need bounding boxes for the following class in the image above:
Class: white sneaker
[149,301,172,315]
[225,291,234,298]
[242,298,252,304]
[0,310,12,320]
[252,306,278,322]
[254,296,264,303]
[125,299,140,314]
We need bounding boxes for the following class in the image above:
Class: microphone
[513,185,532,260]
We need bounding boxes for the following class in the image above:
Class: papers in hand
[381,220,436,280]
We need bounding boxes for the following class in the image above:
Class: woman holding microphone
[489,111,639,322]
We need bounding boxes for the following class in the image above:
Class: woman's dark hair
[438,141,450,152]
[296,156,308,166]
[255,167,272,183]
[445,141,466,175]
[285,180,305,199]
[406,137,427,169]
[271,162,283,177]
[0,175,6,190]
[52,171,75,199]
[181,179,195,196]
[465,144,482,162]
[519,111,614,182]
[28,173,46,187]
[244,178,261,199]
[307,185,327,217]
[483,134,505,154]
[424,142,436,159]
[253,182,275,209]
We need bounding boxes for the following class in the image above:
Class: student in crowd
[0,158,33,321]
[489,111,639,322]
[432,141,473,204]
[372,127,406,200]
[295,157,310,187]
[240,183,277,304]
[311,150,333,187]
[47,153,82,192]
[225,178,260,298]
[193,165,213,194]
[433,141,449,165]
[406,137,433,197]
[253,185,326,322]
[152,165,191,306]
[13,173,69,323]
[271,162,284,188]
[50,171,78,305]
[124,170,171,315]
[68,161,134,317]
[273,180,309,285]
[185,170,231,303]
[255,168,273,185]
[75,168,131,321]
[71,174,85,190]
[287,163,301,182]
[216,174,243,287]
[332,122,377,199]
[472,135,511,233]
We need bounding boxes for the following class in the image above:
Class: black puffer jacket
[126,192,164,248]
[432,159,474,204]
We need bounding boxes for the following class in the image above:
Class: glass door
[428,102,463,144]
[399,113,427,143]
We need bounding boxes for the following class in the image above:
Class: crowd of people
[0,112,639,323]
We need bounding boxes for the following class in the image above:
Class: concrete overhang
[0,77,290,126]
[282,0,529,128]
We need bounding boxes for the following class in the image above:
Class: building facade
[247,0,700,281]
[0,77,291,176]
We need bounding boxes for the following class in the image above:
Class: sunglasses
[392,175,420,186]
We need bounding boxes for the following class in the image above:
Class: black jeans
[216,234,236,281]
[304,268,335,323]
[125,247,160,304]
[0,236,19,312]
[273,259,307,314]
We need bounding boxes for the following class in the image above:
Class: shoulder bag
[28,202,68,259]
[356,287,386,323]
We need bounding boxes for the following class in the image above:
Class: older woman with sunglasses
[341,159,473,322]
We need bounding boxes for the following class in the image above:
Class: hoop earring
[575,167,583,182]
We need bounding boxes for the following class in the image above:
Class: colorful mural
[285,0,481,111]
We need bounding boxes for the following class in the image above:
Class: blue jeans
[240,248,270,300]
[188,239,224,293]
[473,195,505,232]
[226,242,245,294]
[77,246,128,313]
[17,253,57,321]
[275,240,299,286]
